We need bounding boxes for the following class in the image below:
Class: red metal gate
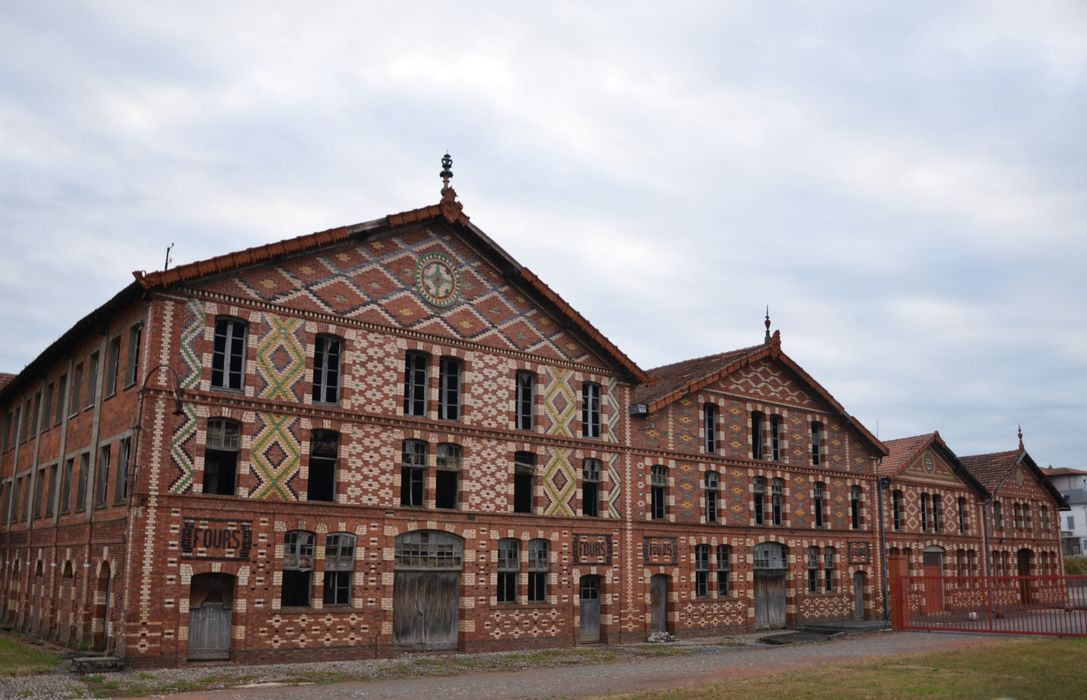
[898,574,1087,637]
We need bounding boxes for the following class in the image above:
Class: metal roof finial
[1018,424,1024,450]
[440,153,453,189]
[764,306,771,343]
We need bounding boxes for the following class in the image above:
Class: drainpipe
[877,475,891,624]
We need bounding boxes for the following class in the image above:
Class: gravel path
[47,630,1006,700]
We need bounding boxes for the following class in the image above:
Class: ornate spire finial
[764,306,771,343]
[440,153,453,189]
[1018,424,1024,450]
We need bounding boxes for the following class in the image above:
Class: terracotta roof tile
[877,433,941,476]
[958,450,1021,492]
[1044,467,1087,476]
[634,345,760,407]
[0,373,15,392]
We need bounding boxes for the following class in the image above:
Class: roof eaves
[644,344,767,414]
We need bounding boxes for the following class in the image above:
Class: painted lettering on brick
[181,517,253,561]
[643,536,678,565]
[574,534,613,564]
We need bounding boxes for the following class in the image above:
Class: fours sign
[848,541,872,565]
[643,537,678,565]
[181,517,253,561]
[573,534,613,564]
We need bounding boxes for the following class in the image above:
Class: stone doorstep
[70,656,123,674]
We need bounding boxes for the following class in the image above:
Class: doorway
[187,573,235,660]
[922,547,945,614]
[754,543,787,630]
[93,563,111,652]
[649,574,669,634]
[393,531,463,650]
[853,571,866,620]
[1017,549,1033,605]
[579,576,601,642]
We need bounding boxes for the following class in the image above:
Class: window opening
[86,352,99,408]
[281,531,315,607]
[808,546,820,593]
[771,477,784,525]
[322,533,355,605]
[75,453,89,510]
[515,371,534,430]
[716,545,731,595]
[313,335,342,404]
[695,544,710,597]
[932,494,943,533]
[435,443,460,509]
[811,421,823,465]
[211,319,247,390]
[400,440,426,507]
[402,351,428,416]
[114,436,131,503]
[498,538,519,603]
[125,324,142,386]
[513,452,535,513]
[651,465,668,520]
[95,444,110,507]
[770,415,782,460]
[851,485,862,530]
[813,482,826,528]
[958,496,968,534]
[307,430,339,502]
[705,472,719,523]
[824,547,836,592]
[203,419,240,495]
[105,336,121,397]
[751,411,764,459]
[920,493,930,532]
[582,382,601,438]
[582,458,601,517]
[753,476,766,525]
[438,356,461,420]
[703,403,717,454]
[528,539,548,602]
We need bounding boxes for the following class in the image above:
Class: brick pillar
[888,553,909,630]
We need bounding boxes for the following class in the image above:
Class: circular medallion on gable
[415,252,461,308]
[923,453,935,473]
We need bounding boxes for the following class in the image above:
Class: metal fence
[900,574,1087,636]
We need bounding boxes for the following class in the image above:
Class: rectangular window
[716,545,731,596]
[753,476,766,525]
[32,466,45,519]
[695,544,710,598]
[86,352,99,408]
[770,415,782,460]
[582,458,601,517]
[771,477,784,525]
[581,382,601,438]
[824,547,836,593]
[400,440,426,507]
[1024,504,1032,531]
[814,482,826,528]
[45,463,57,517]
[203,419,240,495]
[751,412,764,459]
[114,437,130,503]
[920,493,930,532]
[958,497,968,534]
[322,533,355,605]
[435,443,460,509]
[808,546,820,593]
[75,452,89,510]
[211,319,247,390]
[651,465,668,520]
[402,351,428,416]
[1041,505,1049,531]
[42,384,53,433]
[31,392,41,438]
[306,430,339,502]
[515,371,534,430]
[703,404,717,454]
[105,336,121,397]
[932,495,942,533]
[20,398,32,442]
[281,531,315,607]
[0,413,8,453]
[125,323,142,387]
[438,356,461,420]
[95,444,111,507]
[993,501,1003,530]
[59,458,73,514]
[528,539,548,602]
[498,538,519,603]
[705,472,719,523]
[54,374,67,425]
[811,421,822,466]
[851,485,862,530]
[514,452,535,513]
[312,335,342,404]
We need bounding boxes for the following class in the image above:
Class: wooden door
[188,603,232,660]
[1017,550,1033,605]
[393,571,459,650]
[923,551,944,613]
[649,574,669,634]
[754,572,786,629]
[579,576,601,643]
[853,571,866,620]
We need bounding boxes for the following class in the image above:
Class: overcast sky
[1,1,1084,466]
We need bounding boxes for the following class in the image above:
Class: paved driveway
[133,631,1009,700]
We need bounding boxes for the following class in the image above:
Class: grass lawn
[608,637,1087,699]
[0,633,64,676]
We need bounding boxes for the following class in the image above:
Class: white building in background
[1044,467,1087,556]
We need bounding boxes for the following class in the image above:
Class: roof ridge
[645,342,765,373]
[960,448,1021,460]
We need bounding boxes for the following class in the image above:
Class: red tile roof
[960,449,1069,507]
[634,332,886,456]
[0,373,15,392]
[1044,467,1087,477]
[878,432,942,476]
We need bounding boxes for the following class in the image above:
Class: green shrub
[1065,555,1087,575]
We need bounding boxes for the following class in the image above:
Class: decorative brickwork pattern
[607,453,621,519]
[542,367,576,437]
[168,404,199,495]
[542,447,576,516]
[249,414,302,501]
[254,314,306,402]
[727,360,812,407]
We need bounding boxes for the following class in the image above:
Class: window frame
[124,323,143,388]
[813,481,826,528]
[105,335,121,398]
[716,544,731,596]
[694,544,710,598]
[703,403,717,454]
[850,485,862,530]
[438,356,462,421]
[211,318,247,391]
[435,442,461,510]
[402,351,428,417]
[281,530,316,607]
[705,471,719,523]
[810,421,823,466]
[203,418,241,496]
[582,458,601,517]
[322,533,355,606]
[497,538,519,603]
[312,334,342,405]
[515,371,534,431]
[306,429,339,502]
[581,382,601,439]
[400,439,427,507]
[513,452,535,514]
[753,476,766,525]
[650,465,668,520]
[771,477,784,526]
[528,538,548,603]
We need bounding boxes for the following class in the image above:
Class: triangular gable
[879,432,988,496]
[960,448,1069,509]
[134,191,649,383]
[635,331,886,456]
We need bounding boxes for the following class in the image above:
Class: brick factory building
[0,160,1067,666]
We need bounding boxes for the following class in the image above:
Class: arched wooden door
[393,531,463,650]
[188,573,235,660]
[579,575,601,642]
[754,543,787,629]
